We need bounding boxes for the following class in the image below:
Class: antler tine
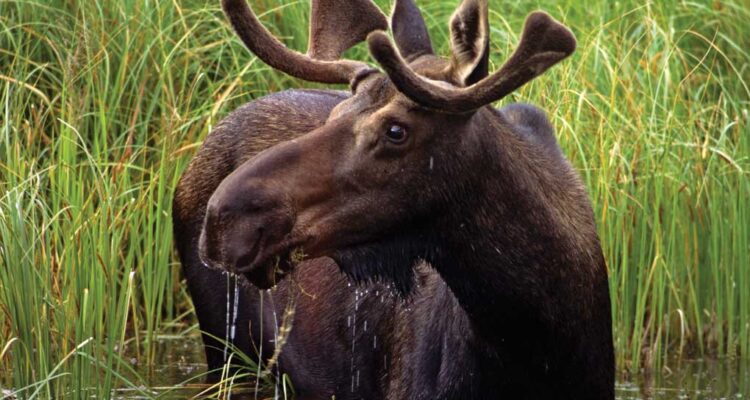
[367,12,576,113]
[222,0,382,84]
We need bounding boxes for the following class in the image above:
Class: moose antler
[368,10,576,113]
[222,0,388,84]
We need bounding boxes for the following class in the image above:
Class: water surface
[124,335,749,399]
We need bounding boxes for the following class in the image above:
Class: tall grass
[0,0,747,397]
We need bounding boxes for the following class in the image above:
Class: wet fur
[177,2,612,397]
[173,89,614,399]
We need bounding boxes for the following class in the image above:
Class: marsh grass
[0,0,748,397]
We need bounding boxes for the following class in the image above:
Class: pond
[120,336,750,399]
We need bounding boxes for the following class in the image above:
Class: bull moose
[172,0,615,398]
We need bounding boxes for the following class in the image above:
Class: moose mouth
[231,234,379,290]
[234,234,317,289]
[235,240,419,292]
[198,220,305,289]
[200,226,419,291]
[236,249,297,289]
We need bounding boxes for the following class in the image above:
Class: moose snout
[198,179,295,277]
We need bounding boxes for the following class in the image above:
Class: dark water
[616,359,749,399]
[120,335,750,399]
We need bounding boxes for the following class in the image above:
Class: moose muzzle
[197,128,340,289]
[199,175,298,288]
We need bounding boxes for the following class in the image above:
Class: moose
[172,0,615,398]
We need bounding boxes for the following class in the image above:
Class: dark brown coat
[173,0,615,398]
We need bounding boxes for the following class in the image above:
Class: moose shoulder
[172,0,615,399]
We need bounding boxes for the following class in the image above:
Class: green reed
[0,0,748,397]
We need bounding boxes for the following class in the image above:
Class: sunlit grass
[0,0,747,397]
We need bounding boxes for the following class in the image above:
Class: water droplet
[230,283,240,342]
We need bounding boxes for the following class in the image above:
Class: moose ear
[308,0,388,61]
[447,0,490,86]
[391,0,434,61]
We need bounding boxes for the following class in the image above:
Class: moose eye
[385,125,408,144]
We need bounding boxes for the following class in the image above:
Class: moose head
[199,0,577,290]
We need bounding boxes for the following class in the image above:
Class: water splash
[254,291,264,400]
[220,274,240,399]
[267,291,281,400]
[222,272,232,364]
[350,286,358,393]
[230,280,239,343]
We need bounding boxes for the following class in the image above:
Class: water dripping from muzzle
[223,273,240,364]
[267,291,281,400]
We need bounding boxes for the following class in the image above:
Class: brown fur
[173,1,615,398]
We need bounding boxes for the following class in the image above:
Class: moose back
[172,0,615,398]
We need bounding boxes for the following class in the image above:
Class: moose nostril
[211,183,276,217]
[242,189,280,213]
[233,227,264,273]
[242,202,263,214]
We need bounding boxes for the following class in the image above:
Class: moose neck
[430,108,606,354]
